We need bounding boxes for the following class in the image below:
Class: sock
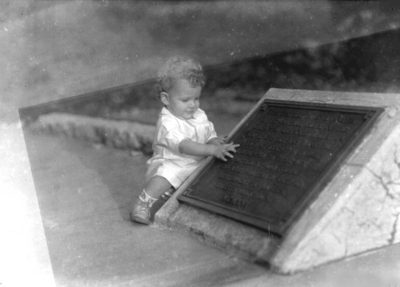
[139,189,157,207]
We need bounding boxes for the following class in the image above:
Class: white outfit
[145,107,217,188]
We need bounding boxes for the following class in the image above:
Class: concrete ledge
[30,113,155,154]
[155,198,279,267]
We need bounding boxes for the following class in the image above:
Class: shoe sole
[130,212,150,225]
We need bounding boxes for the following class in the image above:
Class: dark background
[5,0,400,124]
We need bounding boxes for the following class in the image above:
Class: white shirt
[145,107,217,188]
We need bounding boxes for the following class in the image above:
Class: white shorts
[145,157,202,189]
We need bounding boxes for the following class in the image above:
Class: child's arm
[179,140,239,161]
[207,136,228,145]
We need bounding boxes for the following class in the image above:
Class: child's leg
[161,186,176,199]
[144,176,173,199]
[131,176,172,225]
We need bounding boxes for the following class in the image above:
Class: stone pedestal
[155,88,400,274]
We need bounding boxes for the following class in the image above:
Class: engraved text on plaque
[179,100,382,235]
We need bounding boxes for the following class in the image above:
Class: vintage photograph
[2,1,400,286]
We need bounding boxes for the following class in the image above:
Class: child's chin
[183,113,194,119]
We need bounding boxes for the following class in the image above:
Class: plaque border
[178,99,383,236]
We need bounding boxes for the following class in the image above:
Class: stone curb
[30,113,155,154]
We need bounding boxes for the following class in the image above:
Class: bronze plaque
[179,100,383,235]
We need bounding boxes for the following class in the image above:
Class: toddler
[130,55,239,225]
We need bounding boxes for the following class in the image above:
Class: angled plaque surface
[179,100,383,235]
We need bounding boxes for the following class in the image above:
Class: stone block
[155,88,400,274]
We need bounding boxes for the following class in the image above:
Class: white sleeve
[158,126,189,153]
[206,120,218,142]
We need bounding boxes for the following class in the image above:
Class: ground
[19,129,400,286]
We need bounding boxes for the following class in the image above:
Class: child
[130,56,239,225]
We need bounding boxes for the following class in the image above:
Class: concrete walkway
[20,129,400,287]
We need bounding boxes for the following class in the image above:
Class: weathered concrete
[156,198,279,266]
[31,112,155,154]
[269,88,400,273]
[155,88,400,274]
[19,127,400,286]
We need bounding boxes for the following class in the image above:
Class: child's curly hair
[156,56,206,95]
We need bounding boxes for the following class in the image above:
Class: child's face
[162,79,201,120]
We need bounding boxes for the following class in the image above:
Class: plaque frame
[178,99,383,236]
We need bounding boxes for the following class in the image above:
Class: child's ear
[160,92,169,106]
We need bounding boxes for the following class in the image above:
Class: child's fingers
[219,150,232,161]
[225,144,239,153]
[225,151,234,158]
[219,154,228,161]
[216,143,240,161]
[213,138,226,145]
[227,142,240,147]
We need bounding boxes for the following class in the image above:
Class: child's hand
[208,136,228,145]
[213,142,240,161]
